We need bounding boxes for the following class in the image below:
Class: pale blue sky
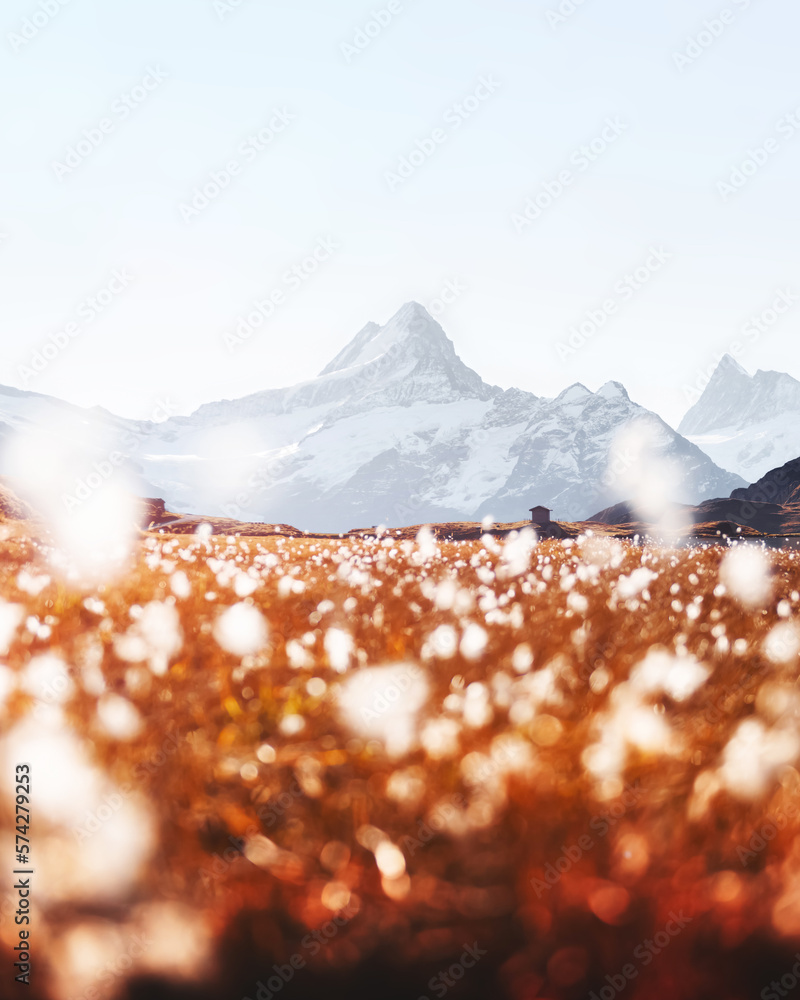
[2,0,799,425]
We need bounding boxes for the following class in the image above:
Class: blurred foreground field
[2,525,800,999]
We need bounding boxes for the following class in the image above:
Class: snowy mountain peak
[313,301,496,407]
[754,367,800,390]
[554,383,592,405]
[596,381,630,401]
[679,356,756,437]
[679,356,800,482]
[679,357,800,437]
[714,353,748,378]
[318,321,381,376]
[677,354,750,433]
[319,302,450,376]
[392,300,442,330]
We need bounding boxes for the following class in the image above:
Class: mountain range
[0,303,756,532]
[680,354,800,483]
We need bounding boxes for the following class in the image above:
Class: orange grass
[1,526,800,999]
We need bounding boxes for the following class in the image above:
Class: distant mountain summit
[679,355,800,481]
[319,302,489,396]
[323,300,498,404]
[679,354,752,436]
[0,304,744,532]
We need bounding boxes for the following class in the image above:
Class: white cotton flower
[414,526,438,563]
[337,662,429,757]
[420,717,461,759]
[463,682,493,728]
[21,655,74,704]
[763,623,800,665]
[170,570,191,599]
[621,703,672,752]
[719,719,800,800]
[426,625,458,659]
[324,628,353,672]
[498,529,537,578]
[138,602,183,676]
[433,579,458,611]
[615,568,658,600]
[286,639,314,669]
[460,623,488,661]
[511,643,534,673]
[719,547,773,609]
[17,570,50,596]
[0,600,24,654]
[567,591,589,614]
[213,603,267,657]
[97,695,142,740]
[279,714,306,736]
[630,650,710,702]
[234,572,259,598]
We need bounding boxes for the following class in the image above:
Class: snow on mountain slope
[125,304,743,531]
[679,356,800,482]
[0,303,744,531]
[476,380,742,524]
